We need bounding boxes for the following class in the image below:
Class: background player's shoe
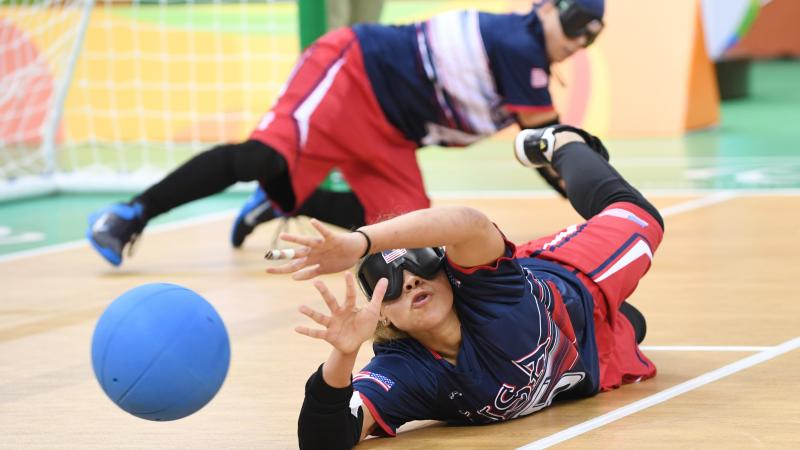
[515,127,557,168]
[515,125,611,198]
[231,187,283,248]
[86,202,146,266]
[514,125,609,169]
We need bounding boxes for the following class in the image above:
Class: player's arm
[298,359,377,449]
[296,274,385,449]
[517,110,559,128]
[268,206,507,278]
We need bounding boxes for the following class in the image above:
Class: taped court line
[640,345,771,352]
[517,336,800,450]
[0,191,744,264]
[0,209,237,264]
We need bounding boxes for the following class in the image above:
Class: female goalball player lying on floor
[267,125,665,449]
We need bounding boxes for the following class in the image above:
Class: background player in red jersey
[87,0,604,266]
[266,125,663,449]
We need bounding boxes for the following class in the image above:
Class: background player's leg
[135,140,288,221]
[295,189,366,230]
[551,142,664,229]
[231,186,365,248]
[87,139,290,265]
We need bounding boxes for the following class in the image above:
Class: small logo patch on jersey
[530,68,549,88]
[353,371,395,391]
[382,249,407,264]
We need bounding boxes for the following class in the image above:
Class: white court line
[518,337,800,450]
[430,188,800,199]
[0,191,742,264]
[658,191,738,217]
[640,345,771,352]
[0,209,237,264]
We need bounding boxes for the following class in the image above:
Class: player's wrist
[353,229,372,258]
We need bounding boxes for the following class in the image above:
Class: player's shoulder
[359,340,440,393]
[479,10,546,62]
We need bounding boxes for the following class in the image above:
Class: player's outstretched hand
[295,273,387,355]
[265,219,367,280]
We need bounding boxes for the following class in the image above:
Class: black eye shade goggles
[555,0,604,46]
[357,247,445,301]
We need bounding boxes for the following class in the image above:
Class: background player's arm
[517,110,559,128]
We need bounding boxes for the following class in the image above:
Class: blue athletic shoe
[231,187,282,248]
[86,202,146,266]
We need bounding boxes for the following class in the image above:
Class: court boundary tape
[0,209,237,263]
[517,337,800,449]
[0,190,744,264]
[640,345,771,352]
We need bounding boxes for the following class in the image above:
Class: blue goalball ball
[91,283,230,421]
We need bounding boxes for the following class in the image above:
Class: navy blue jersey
[353,9,553,148]
[353,241,599,436]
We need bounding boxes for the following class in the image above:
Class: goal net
[0,0,295,200]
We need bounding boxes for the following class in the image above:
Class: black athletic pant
[552,142,664,230]
[134,140,366,229]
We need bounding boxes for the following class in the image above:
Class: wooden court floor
[1,194,798,449]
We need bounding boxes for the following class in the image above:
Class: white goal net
[0,0,295,200]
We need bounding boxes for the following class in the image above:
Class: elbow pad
[298,364,364,450]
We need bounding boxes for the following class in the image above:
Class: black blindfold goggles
[556,0,604,46]
[357,247,445,301]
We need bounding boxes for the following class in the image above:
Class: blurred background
[1,0,798,255]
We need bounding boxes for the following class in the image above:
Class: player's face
[380,269,455,335]
[539,3,594,62]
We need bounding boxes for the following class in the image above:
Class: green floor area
[1,60,799,256]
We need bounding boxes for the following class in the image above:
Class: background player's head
[358,248,455,342]
[537,0,604,62]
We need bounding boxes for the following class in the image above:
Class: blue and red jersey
[353,203,663,436]
[353,9,553,147]
[353,240,596,436]
[250,9,555,222]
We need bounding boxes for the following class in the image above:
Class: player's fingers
[313,280,340,313]
[367,278,388,313]
[292,264,321,281]
[294,326,327,340]
[343,272,356,310]
[298,304,331,327]
[264,246,311,261]
[280,232,324,247]
[309,219,334,238]
[265,257,308,274]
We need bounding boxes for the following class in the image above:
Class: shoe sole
[86,230,122,266]
[514,129,544,169]
[86,211,122,266]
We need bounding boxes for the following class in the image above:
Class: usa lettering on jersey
[475,320,584,421]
